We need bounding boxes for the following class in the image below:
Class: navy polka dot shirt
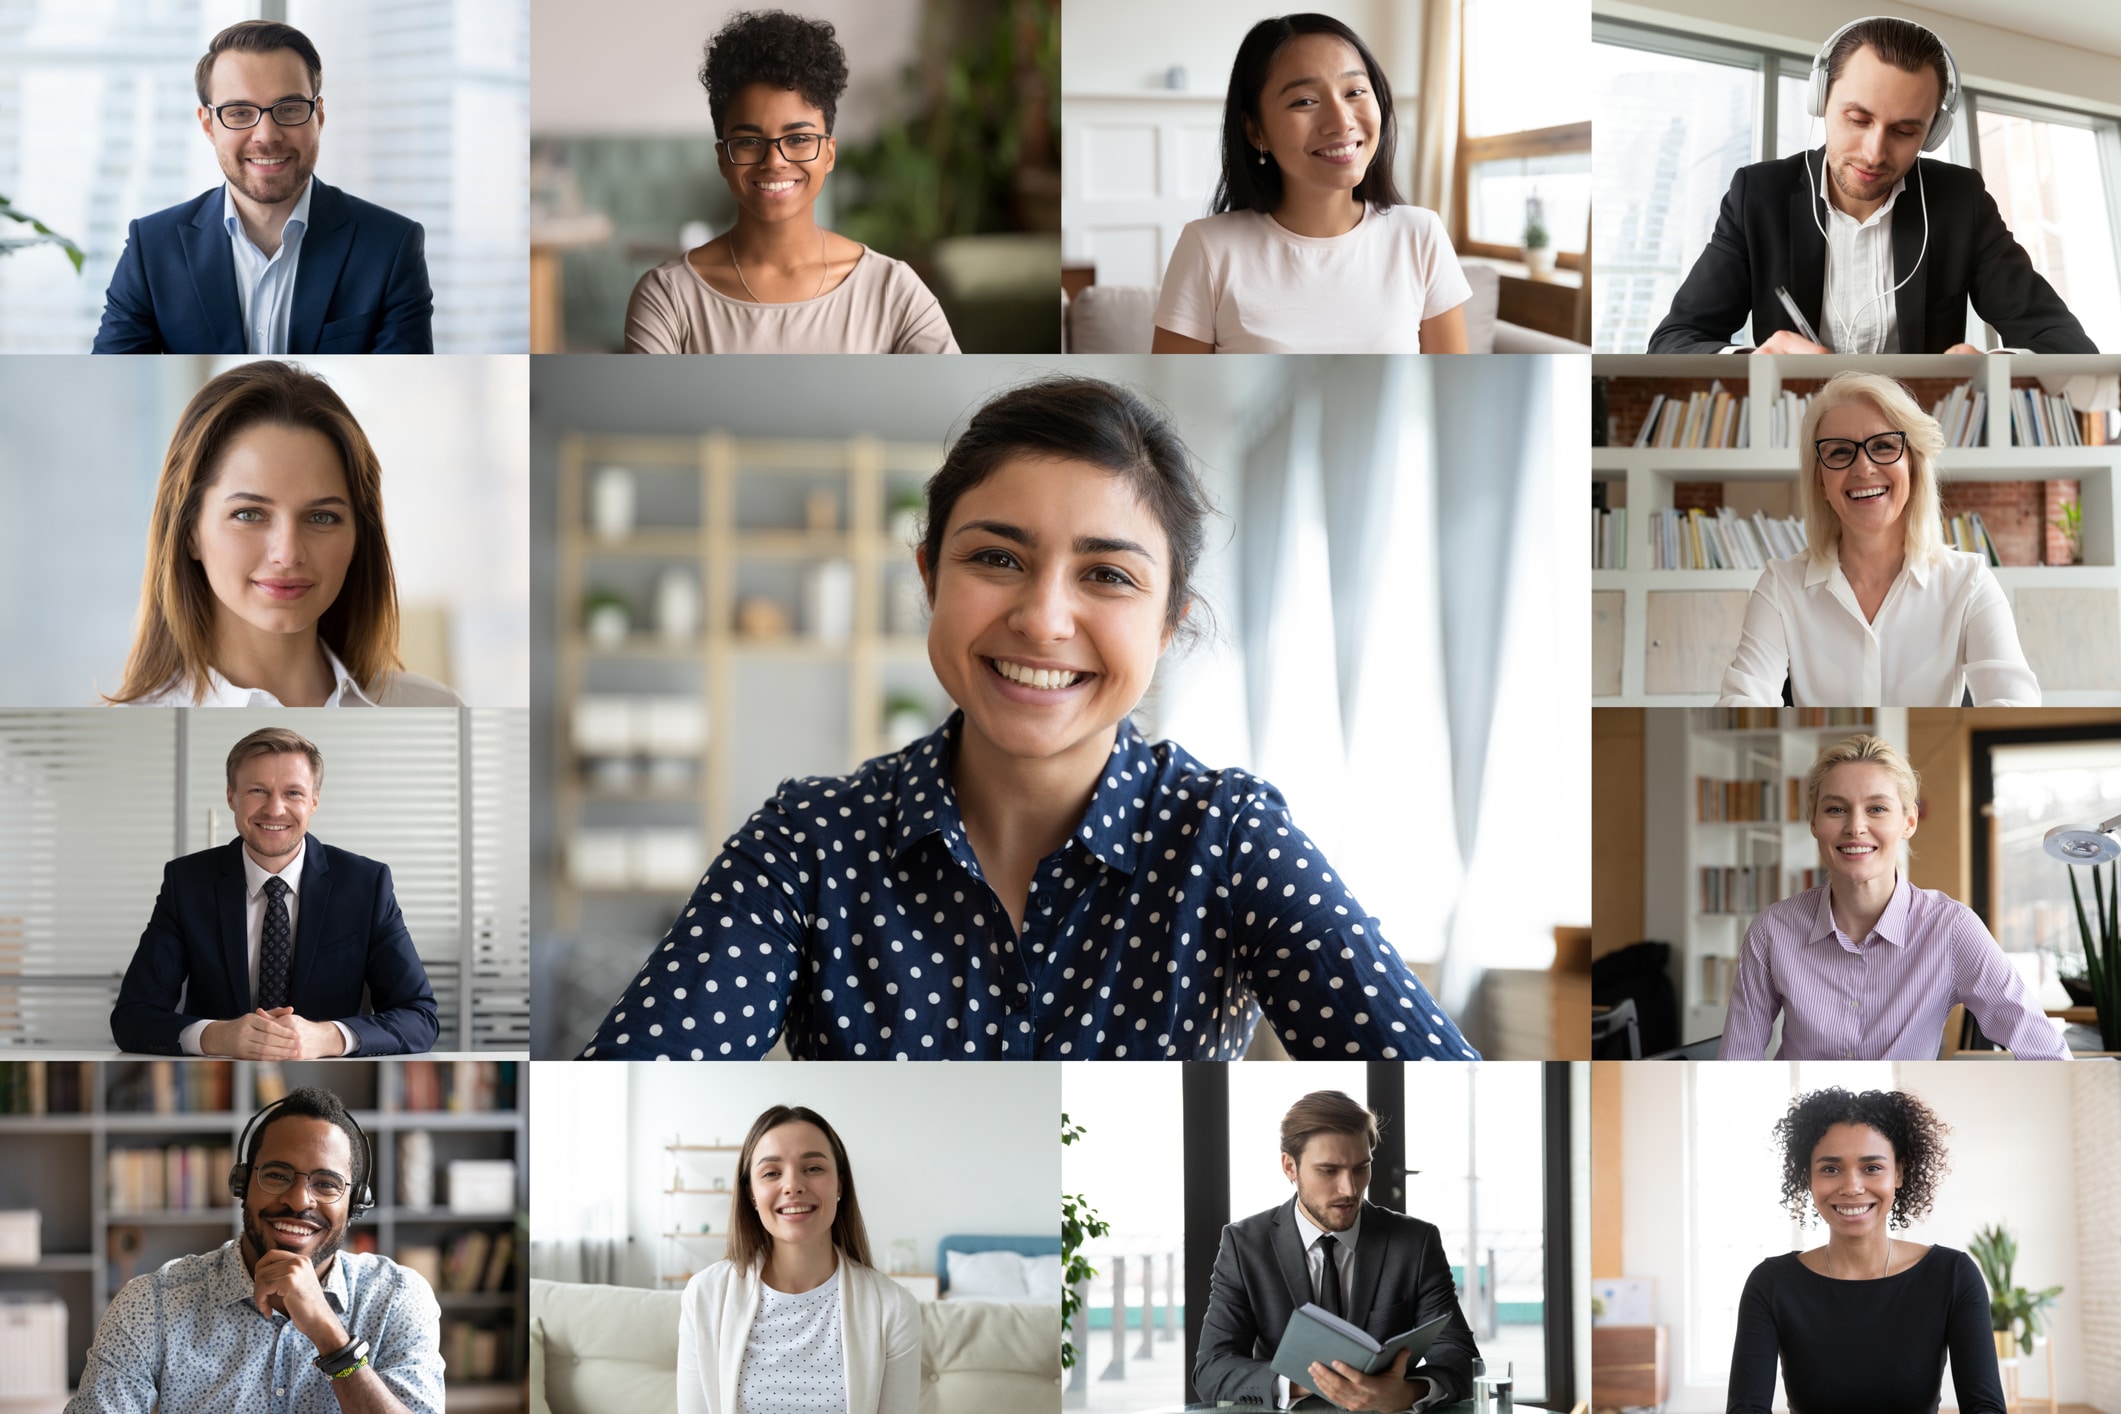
[579,713,1479,1061]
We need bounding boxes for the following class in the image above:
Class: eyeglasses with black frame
[207,97,320,130]
[254,1163,350,1203]
[1814,430,1908,470]
[718,133,828,166]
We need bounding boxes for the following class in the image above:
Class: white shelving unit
[1593,353,2121,705]
[1642,708,1903,1047]
[657,1142,740,1290]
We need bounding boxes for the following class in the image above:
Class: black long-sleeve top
[1727,1246,2007,1414]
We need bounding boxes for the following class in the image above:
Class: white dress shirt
[223,176,314,356]
[1722,158,1904,354]
[1276,1205,1443,1412]
[124,642,464,708]
[1718,547,2040,707]
[177,838,358,1056]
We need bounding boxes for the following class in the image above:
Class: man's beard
[1298,1191,1358,1232]
[245,1202,346,1272]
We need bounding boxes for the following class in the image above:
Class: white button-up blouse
[1717,547,2041,707]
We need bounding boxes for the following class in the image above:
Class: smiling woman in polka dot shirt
[580,375,1477,1061]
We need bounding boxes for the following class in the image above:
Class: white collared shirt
[223,176,314,355]
[123,642,464,708]
[1718,547,2041,707]
[177,838,358,1056]
[1818,156,1906,355]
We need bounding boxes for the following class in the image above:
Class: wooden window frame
[1452,0,1589,269]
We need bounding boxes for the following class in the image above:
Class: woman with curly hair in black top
[625,9,958,353]
[1728,1087,2004,1414]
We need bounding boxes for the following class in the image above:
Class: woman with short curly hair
[624,9,958,354]
[1729,1087,2005,1414]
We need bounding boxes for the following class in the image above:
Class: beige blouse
[624,247,959,354]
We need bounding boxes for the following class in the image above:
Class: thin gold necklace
[1826,1235,1890,1280]
[730,227,829,304]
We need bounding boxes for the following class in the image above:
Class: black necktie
[258,876,292,1010]
[1316,1234,1344,1317]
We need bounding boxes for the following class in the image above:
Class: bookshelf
[551,432,954,940]
[1641,708,1901,1047]
[656,1141,741,1290]
[1591,353,2121,704]
[0,1059,526,1410]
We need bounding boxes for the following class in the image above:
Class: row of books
[1941,510,2000,564]
[1700,954,1738,1008]
[1929,382,1987,448]
[2010,386,2101,447]
[1632,383,1752,448]
[0,1061,93,1114]
[398,1230,518,1295]
[1700,866,1782,915]
[390,1060,518,1113]
[1592,508,1626,568]
[108,1144,234,1213]
[1648,507,1807,570]
[1702,708,1875,730]
[439,1319,513,1382]
[1697,777,1798,823]
[110,1062,233,1115]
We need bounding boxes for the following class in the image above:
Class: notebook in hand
[1268,1303,1453,1391]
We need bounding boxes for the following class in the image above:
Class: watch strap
[315,1335,371,1378]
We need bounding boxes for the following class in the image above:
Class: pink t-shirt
[1152,204,1471,352]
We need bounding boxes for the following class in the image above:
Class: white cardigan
[676,1255,921,1414]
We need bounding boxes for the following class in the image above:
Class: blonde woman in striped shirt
[1719,734,2067,1059]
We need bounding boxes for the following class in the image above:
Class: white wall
[531,0,923,139]
[1062,0,1415,100]
[1597,0,2121,118]
[1618,1063,2088,1412]
[624,1062,1060,1289]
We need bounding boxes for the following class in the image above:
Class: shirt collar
[221,175,316,253]
[242,837,308,900]
[196,642,378,707]
[890,712,1158,877]
[1803,540,1928,593]
[1807,871,1912,949]
[1816,152,1906,231]
[211,1236,350,1316]
[1292,1198,1361,1255]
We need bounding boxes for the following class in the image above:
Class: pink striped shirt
[1718,875,2069,1060]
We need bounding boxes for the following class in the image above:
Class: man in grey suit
[1194,1091,1478,1410]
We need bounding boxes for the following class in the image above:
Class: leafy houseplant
[1968,1224,2063,1357]
[1060,1112,1111,1371]
[2050,497,2083,566]
[2064,858,2121,1050]
[1522,193,1554,278]
[0,193,84,272]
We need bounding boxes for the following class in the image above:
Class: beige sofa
[530,1278,1062,1414]
[1062,261,1588,353]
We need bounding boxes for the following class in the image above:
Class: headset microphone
[229,1094,378,1218]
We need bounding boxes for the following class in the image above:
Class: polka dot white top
[737,1269,845,1414]
[580,712,1477,1061]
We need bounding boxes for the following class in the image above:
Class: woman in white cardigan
[677,1105,921,1414]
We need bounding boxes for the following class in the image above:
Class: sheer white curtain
[528,1063,629,1284]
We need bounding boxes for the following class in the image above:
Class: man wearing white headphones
[1649,15,2096,354]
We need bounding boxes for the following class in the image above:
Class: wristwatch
[314,1335,372,1380]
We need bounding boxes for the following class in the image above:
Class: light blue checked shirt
[65,1238,444,1414]
[223,176,314,354]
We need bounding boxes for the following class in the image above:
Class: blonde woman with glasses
[1717,371,2037,706]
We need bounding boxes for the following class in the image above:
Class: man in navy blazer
[1194,1092,1477,1411]
[111,728,437,1057]
[91,19,432,354]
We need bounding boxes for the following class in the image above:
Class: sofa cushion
[532,1278,683,1414]
[530,1317,551,1414]
[922,1300,1062,1414]
[1459,263,1501,354]
[945,1249,1029,1299]
[1065,283,1158,354]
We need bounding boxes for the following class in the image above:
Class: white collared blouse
[1717,547,2040,707]
[124,642,462,707]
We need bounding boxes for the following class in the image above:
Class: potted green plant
[2050,498,2083,566]
[0,193,84,272]
[583,586,632,648]
[1969,1224,2063,1359]
[1523,193,1554,279]
[1060,1113,1111,1373]
[2063,858,2121,1049]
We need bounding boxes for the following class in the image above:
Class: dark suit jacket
[1649,148,2096,354]
[110,837,438,1056]
[1193,1198,1478,1408]
[91,178,433,353]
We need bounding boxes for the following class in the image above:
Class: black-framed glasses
[254,1164,350,1203]
[1814,431,1907,470]
[208,97,320,130]
[718,133,828,165]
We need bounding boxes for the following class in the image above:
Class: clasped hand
[1301,1347,1418,1411]
[203,1007,345,1059]
[253,1247,347,1352]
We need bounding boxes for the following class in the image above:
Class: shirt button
[275,1389,286,1396]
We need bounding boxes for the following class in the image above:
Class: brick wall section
[2071,1066,2121,1414]
[1939,482,2042,565]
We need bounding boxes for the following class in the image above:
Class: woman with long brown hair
[106,359,459,706]
[676,1105,918,1414]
